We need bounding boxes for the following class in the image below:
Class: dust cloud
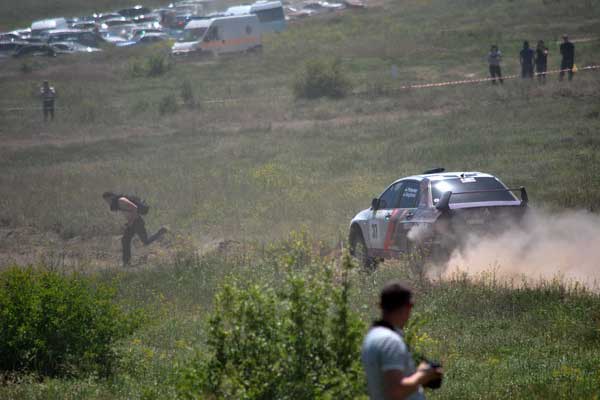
[436,209,600,289]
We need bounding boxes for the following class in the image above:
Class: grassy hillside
[1,0,600,398]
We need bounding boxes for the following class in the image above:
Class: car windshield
[178,27,206,42]
[431,177,516,204]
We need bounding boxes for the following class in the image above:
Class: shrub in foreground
[0,267,140,377]
[293,58,352,99]
[177,254,367,399]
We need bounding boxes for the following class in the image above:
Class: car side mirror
[436,191,452,211]
[371,198,380,210]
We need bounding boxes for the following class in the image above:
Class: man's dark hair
[380,281,413,312]
[523,41,529,48]
[102,191,116,199]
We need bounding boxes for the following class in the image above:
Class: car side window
[379,182,403,209]
[397,181,420,209]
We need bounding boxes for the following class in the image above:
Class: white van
[172,15,261,55]
[226,1,286,33]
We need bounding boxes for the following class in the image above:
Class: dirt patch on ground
[0,226,207,271]
[1,105,453,151]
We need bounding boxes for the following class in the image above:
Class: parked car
[132,15,163,30]
[13,43,56,57]
[0,41,26,56]
[0,32,23,42]
[50,41,102,54]
[70,21,98,30]
[172,15,262,56]
[118,5,152,19]
[100,18,133,31]
[129,28,163,39]
[31,18,68,37]
[116,32,169,46]
[96,13,125,22]
[348,169,528,268]
[46,29,102,47]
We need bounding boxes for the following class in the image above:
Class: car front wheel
[350,230,376,271]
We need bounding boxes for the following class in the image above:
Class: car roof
[47,29,90,34]
[391,171,497,185]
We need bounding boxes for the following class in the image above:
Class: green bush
[293,58,352,99]
[146,54,171,77]
[158,94,179,115]
[0,267,141,377]
[177,253,367,400]
[180,80,196,108]
[127,54,172,78]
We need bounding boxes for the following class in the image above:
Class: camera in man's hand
[422,360,443,389]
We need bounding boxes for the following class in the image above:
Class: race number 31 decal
[371,224,378,239]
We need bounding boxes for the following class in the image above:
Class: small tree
[177,254,367,399]
[293,58,353,99]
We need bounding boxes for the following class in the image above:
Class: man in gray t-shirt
[361,282,442,400]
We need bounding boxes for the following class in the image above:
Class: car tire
[350,230,376,271]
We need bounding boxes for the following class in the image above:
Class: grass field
[1,0,600,398]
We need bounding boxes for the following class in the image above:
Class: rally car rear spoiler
[436,187,528,211]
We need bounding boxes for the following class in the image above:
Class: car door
[394,180,422,252]
[367,182,403,254]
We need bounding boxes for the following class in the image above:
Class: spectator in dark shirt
[519,41,535,79]
[535,40,548,83]
[40,81,56,122]
[559,34,575,81]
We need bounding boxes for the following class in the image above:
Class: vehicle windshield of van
[179,27,207,42]
[432,177,516,204]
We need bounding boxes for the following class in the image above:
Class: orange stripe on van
[203,36,260,49]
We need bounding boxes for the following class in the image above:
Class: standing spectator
[535,40,549,83]
[559,34,575,81]
[487,45,503,85]
[519,41,535,79]
[361,282,443,400]
[40,80,56,122]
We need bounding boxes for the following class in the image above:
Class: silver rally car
[348,168,528,268]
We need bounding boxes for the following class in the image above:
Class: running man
[102,192,167,266]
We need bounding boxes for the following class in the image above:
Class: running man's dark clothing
[520,48,535,78]
[559,41,575,81]
[41,86,56,121]
[121,217,164,265]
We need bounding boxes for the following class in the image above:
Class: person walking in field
[519,41,535,79]
[487,45,503,85]
[559,34,575,81]
[361,282,443,400]
[102,192,168,266]
[535,40,548,83]
[40,80,56,122]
